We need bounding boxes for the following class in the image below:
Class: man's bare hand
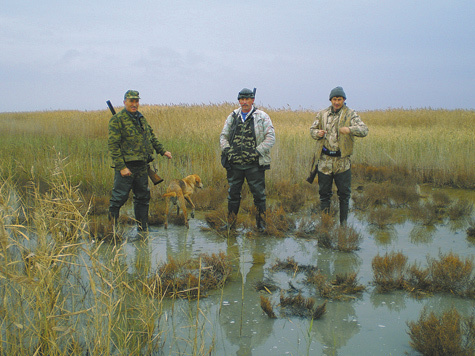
[339,127,351,135]
[120,167,132,177]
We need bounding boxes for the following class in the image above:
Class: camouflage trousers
[109,161,150,229]
[226,165,266,215]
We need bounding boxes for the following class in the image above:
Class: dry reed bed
[0,173,232,355]
[0,106,474,204]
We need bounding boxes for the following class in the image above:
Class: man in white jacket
[220,88,276,231]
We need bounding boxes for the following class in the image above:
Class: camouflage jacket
[310,105,368,174]
[220,106,275,166]
[108,109,165,171]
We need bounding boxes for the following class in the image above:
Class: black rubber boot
[108,207,120,228]
[134,205,149,232]
[221,202,240,231]
[339,203,349,225]
[256,208,266,232]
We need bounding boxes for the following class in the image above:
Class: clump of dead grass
[279,292,327,319]
[147,252,232,299]
[307,271,365,301]
[372,252,408,292]
[260,295,277,318]
[407,307,475,356]
[448,199,473,220]
[372,251,475,297]
[273,180,307,213]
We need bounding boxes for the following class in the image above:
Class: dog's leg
[178,195,189,228]
[164,197,169,229]
[184,195,196,219]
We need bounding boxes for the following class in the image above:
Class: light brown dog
[163,174,203,229]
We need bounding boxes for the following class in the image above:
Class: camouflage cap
[237,88,255,100]
[124,90,140,100]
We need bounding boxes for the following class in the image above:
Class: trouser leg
[318,171,333,213]
[109,169,133,226]
[227,168,245,217]
[132,167,151,231]
[334,169,352,225]
[245,166,267,230]
[245,166,266,212]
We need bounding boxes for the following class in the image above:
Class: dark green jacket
[108,109,165,170]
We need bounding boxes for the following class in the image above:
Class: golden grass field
[0,104,474,355]
[0,104,473,198]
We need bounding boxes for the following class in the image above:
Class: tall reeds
[1,106,473,207]
[1,160,235,355]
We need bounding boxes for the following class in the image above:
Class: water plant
[407,307,475,356]
[371,251,408,292]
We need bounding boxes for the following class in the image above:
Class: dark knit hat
[329,86,346,100]
[237,88,255,100]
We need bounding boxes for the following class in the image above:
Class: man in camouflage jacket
[108,90,172,231]
[220,88,275,231]
[310,87,368,224]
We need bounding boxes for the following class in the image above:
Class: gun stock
[148,165,164,185]
[306,166,318,184]
[305,154,318,184]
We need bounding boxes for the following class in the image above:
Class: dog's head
[191,174,203,189]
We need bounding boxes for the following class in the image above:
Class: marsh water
[96,187,475,356]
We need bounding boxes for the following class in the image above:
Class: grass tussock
[372,251,475,297]
[273,180,310,213]
[147,252,232,299]
[302,214,362,251]
[407,307,475,356]
[260,295,277,318]
[307,271,365,301]
[271,257,319,275]
[468,219,475,238]
[279,292,327,319]
[372,252,408,292]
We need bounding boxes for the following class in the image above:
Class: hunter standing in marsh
[310,86,368,225]
[108,90,172,232]
[220,88,275,231]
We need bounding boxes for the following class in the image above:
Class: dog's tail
[163,192,177,198]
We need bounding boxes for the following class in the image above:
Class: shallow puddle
[98,199,475,356]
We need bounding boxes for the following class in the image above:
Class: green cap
[237,88,255,100]
[329,86,346,100]
[124,90,140,100]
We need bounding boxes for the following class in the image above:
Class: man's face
[331,97,345,111]
[124,98,139,113]
[239,97,254,113]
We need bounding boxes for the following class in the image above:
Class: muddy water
[115,193,474,356]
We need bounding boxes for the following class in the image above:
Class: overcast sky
[1,0,474,112]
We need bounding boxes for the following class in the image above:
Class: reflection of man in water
[312,248,361,353]
[219,236,274,355]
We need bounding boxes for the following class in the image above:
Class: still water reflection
[97,207,474,356]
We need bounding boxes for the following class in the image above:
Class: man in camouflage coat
[310,87,368,225]
[220,88,275,231]
[108,90,172,231]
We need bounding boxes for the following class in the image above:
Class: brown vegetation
[407,307,475,356]
[372,251,475,297]
[147,252,232,299]
[308,271,365,300]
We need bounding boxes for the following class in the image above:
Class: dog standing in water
[163,174,203,228]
